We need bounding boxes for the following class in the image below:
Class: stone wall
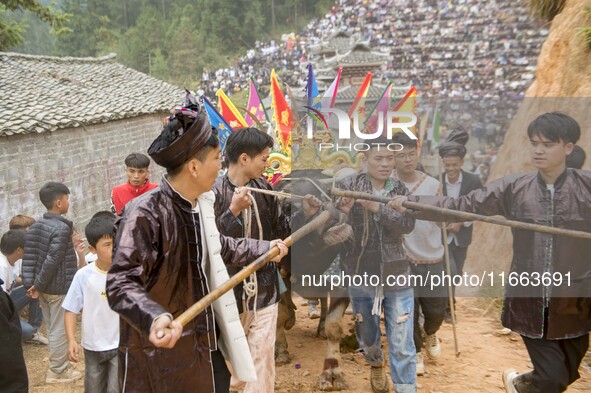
[0,114,166,231]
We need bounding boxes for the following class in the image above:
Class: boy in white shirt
[63,212,119,393]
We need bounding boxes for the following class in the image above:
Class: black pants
[516,334,589,393]
[212,349,231,393]
[411,263,447,352]
[0,286,28,393]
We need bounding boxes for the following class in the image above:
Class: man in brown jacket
[106,97,287,393]
[389,112,591,393]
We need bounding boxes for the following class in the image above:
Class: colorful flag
[348,72,373,125]
[244,78,270,127]
[365,82,392,133]
[216,89,248,129]
[305,63,320,110]
[321,67,342,109]
[392,86,419,136]
[202,95,232,153]
[270,69,294,155]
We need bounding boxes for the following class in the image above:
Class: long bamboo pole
[437,159,461,357]
[331,188,591,240]
[172,210,332,328]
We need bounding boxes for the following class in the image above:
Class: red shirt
[111,180,158,215]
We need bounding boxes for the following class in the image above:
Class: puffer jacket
[337,173,415,284]
[411,169,591,339]
[213,175,290,313]
[107,177,268,393]
[22,213,77,295]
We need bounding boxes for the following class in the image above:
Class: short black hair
[0,230,25,255]
[39,182,70,210]
[91,210,116,220]
[85,214,116,248]
[124,153,151,169]
[391,132,418,149]
[224,127,274,164]
[166,127,220,177]
[566,145,586,169]
[527,112,580,144]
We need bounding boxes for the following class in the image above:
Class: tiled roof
[0,52,182,136]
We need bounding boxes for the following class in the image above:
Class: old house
[0,52,182,229]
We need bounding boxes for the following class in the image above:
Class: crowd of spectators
[197,0,547,153]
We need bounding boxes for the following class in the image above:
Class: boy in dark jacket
[22,181,81,383]
[389,112,591,393]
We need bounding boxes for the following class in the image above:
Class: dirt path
[24,297,590,392]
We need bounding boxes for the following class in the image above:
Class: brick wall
[0,114,167,232]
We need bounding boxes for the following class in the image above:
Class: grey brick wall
[0,114,167,232]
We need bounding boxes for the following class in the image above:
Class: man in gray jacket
[22,181,81,383]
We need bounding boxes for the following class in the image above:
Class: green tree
[0,0,69,50]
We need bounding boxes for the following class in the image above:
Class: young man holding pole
[212,127,290,392]
[389,112,591,393]
[106,97,287,393]
[391,132,446,376]
[336,136,416,393]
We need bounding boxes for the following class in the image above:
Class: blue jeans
[11,286,42,341]
[349,286,416,393]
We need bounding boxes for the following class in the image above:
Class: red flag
[270,69,294,155]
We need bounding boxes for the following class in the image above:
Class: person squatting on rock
[389,112,591,393]
[106,94,288,393]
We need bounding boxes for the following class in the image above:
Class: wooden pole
[437,159,461,357]
[331,188,591,240]
[172,210,332,328]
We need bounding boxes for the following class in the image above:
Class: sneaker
[502,369,519,393]
[425,333,441,359]
[46,368,82,384]
[30,331,49,345]
[308,303,321,319]
[416,352,425,376]
[370,364,389,393]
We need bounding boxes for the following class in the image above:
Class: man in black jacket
[438,135,483,321]
[22,182,81,383]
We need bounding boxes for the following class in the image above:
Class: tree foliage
[0,0,70,50]
[2,0,331,86]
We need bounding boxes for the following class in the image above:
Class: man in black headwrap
[106,93,288,393]
[437,127,483,321]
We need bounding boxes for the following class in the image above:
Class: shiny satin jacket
[213,176,290,313]
[337,173,415,282]
[411,169,591,339]
[106,179,268,392]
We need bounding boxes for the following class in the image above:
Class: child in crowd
[63,212,119,393]
[22,181,81,383]
[0,229,47,344]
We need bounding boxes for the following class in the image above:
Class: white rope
[240,190,264,323]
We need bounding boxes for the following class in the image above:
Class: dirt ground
[24,296,591,392]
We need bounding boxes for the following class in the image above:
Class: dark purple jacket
[411,169,591,339]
